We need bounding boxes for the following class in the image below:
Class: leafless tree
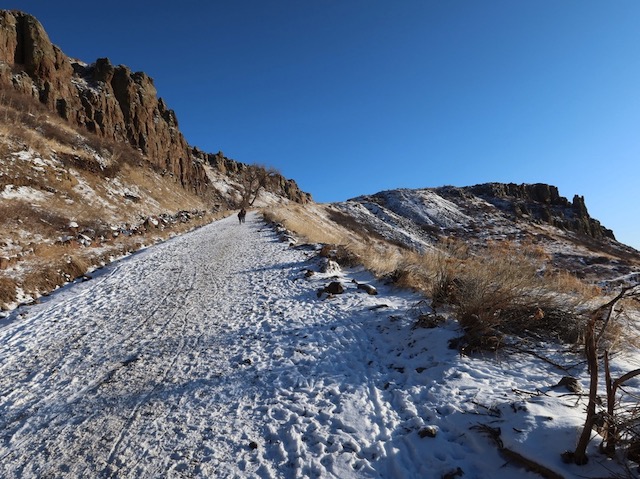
[573,285,640,465]
[238,164,280,207]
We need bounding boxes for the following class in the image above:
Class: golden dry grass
[0,276,17,310]
[0,90,226,309]
[263,202,606,350]
[546,270,602,299]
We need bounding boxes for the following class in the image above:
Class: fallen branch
[500,448,564,479]
[512,387,549,397]
[471,400,502,417]
[506,345,573,373]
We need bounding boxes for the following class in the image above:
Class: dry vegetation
[263,203,638,353]
[0,90,228,310]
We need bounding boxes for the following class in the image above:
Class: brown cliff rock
[0,10,309,203]
[467,183,614,240]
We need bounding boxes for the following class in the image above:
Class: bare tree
[238,164,280,207]
[573,285,640,465]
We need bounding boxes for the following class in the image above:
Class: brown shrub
[20,252,91,297]
[0,89,45,119]
[21,266,61,295]
[319,244,361,267]
[0,202,70,235]
[441,243,591,352]
[39,121,78,148]
[0,276,17,310]
[62,254,90,281]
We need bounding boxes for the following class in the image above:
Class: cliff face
[465,183,614,240]
[0,10,309,204]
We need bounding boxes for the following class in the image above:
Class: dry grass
[263,205,352,246]
[546,270,602,299]
[0,276,17,310]
[0,202,70,236]
[263,203,602,351]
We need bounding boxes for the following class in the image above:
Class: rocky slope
[334,183,640,285]
[0,9,310,204]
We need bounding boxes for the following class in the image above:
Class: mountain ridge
[0,9,310,205]
[336,183,639,284]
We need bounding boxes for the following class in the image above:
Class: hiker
[238,208,246,224]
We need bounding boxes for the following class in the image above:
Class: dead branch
[573,315,598,465]
[573,284,640,465]
[506,345,573,373]
[594,285,640,346]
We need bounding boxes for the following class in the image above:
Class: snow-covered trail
[0,213,421,478]
[1,213,632,479]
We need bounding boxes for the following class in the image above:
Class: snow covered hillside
[1,214,638,478]
[337,187,640,286]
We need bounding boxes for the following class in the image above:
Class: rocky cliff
[0,10,309,204]
[335,183,638,282]
[464,183,614,240]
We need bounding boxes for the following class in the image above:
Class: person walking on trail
[238,208,246,224]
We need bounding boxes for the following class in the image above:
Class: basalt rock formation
[465,183,614,240]
[0,10,309,204]
[338,183,638,283]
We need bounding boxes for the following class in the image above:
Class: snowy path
[0,213,634,478]
[0,213,414,478]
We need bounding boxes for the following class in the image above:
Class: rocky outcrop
[191,149,311,205]
[466,183,614,240]
[0,10,206,193]
[0,10,309,203]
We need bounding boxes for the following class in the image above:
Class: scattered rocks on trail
[317,281,345,298]
[352,279,378,295]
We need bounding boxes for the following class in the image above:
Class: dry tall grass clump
[263,203,598,351]
[0,276,17,310]
[404,240,590,350]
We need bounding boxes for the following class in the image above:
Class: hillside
[333,185,640,286]
[3,9,638,312]
[0,10,309,310]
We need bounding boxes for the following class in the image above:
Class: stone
[555,376,582,393]
[418,426,437,438]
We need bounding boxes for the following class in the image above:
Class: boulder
[317,281,345,298]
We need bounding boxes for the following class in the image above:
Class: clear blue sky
[6,1,640,249]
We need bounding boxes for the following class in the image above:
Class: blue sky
[6,1,640,249]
